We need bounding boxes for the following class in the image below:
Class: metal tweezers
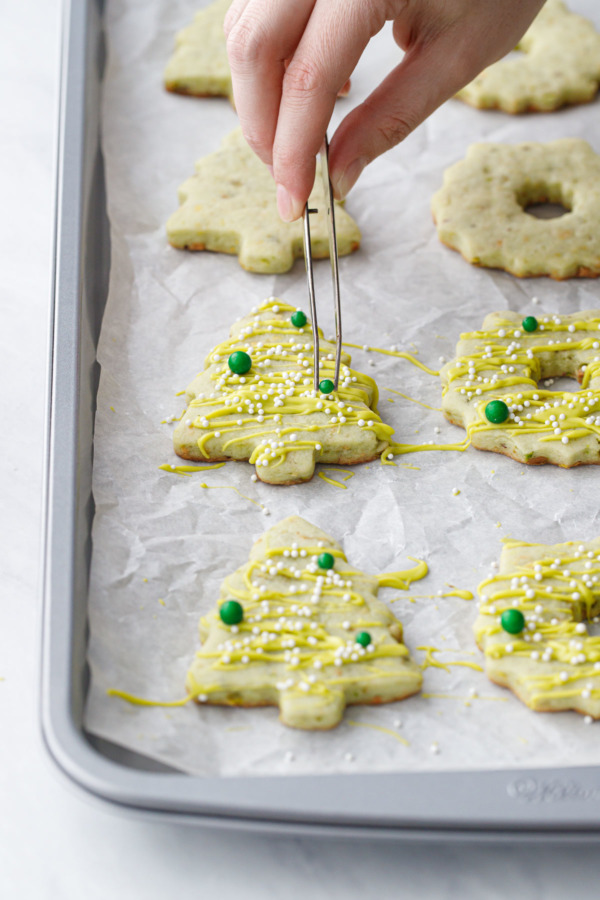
[302,135,342,393]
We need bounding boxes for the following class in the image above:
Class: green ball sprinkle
[219,599,244,626]
[291,310,307,328]
[317,552,335,570]
[355,631,371,648]
[485,399,509,424]
[228,351,252,375]
[522,316,538,333]
[500,608,525,635]
[319,379,335,394]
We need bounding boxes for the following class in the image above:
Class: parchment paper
[85,0,600,776]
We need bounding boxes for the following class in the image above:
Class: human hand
[224,0,545,221]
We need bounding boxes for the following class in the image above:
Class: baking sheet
[85,0,600,777]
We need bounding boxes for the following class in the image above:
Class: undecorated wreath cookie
[441,309,600,467]
[164,0,233,102]
[166,128,361,273]
[476,537,600,718]
[456,0,600,113]
[431,139,600,279]
[186,515,423,729]
[173,298,393,484]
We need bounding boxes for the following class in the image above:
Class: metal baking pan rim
[40,0,600,836]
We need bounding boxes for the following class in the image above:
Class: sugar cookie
[441,309,600,467]
[173,298,393,484]
[476,537,600,718]
[166,128,361,273]
[186,515,423,729]
[457,0,600,113]
[164,0,233,102]
[432,139,600,279]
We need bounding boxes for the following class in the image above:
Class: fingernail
[333,157,367,200]
[277,184,303,222]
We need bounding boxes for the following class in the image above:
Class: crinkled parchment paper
[85,0,600,776]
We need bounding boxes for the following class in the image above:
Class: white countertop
[1,1,599,896]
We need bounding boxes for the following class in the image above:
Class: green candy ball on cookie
[485,399,509,424]
[228,351,252,375]
[500,608,525,635]
[219,599,244,626]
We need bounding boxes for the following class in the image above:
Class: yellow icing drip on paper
[384,387,442,412]
[417,646,451,673]
[159,462,226,476]
[343,342,440,377]
[317,471,348,489]
[386,439,471,458]
[107,689,194,708]
[477,538,600,714]
[178,299,395,477]
[422,692,508,702]
[346,720,409,745]
[198,482,268,512]
[377,559,429,590]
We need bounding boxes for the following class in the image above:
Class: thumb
[330,39,471,199]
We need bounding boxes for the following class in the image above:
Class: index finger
[273,0,387,220]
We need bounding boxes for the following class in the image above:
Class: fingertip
[331,157,367,201]
[277,184,304,223]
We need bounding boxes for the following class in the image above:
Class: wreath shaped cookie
[186,516,423,729]
[432,139,600,279]
[456,0,600,114]
[440,309,600,467]
[476,537,600,718]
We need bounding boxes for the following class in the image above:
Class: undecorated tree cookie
[166,128,361,273]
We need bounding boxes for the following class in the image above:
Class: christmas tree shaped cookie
[166,128,361,273]
[164,0,234,102]
[476,538,600,718]
[186,516,423,729]
[173,297,393,484]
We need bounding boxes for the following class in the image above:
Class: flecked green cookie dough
[475,537,600,718]
[164,0,234,102]
[456,0,600,113]
[440,309,600,467]
[166,128,361,274]
[186,515,423,730]
[173,297,391,484]
[431,139,600,279]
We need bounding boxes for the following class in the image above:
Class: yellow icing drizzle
[476,538,600,714]
[378,558,429,590]
[384,387,442,412]
[107,689,194,708]
[187,539,427,703]
[159,462,226,475]
[422,692,508,702]
[343,342,440,376]
[443,314,600,459]
[177,299,395,477]
[198,482,268,512]
[386,439,471,458]
[346,719,409,745]
[317,471,348,489]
